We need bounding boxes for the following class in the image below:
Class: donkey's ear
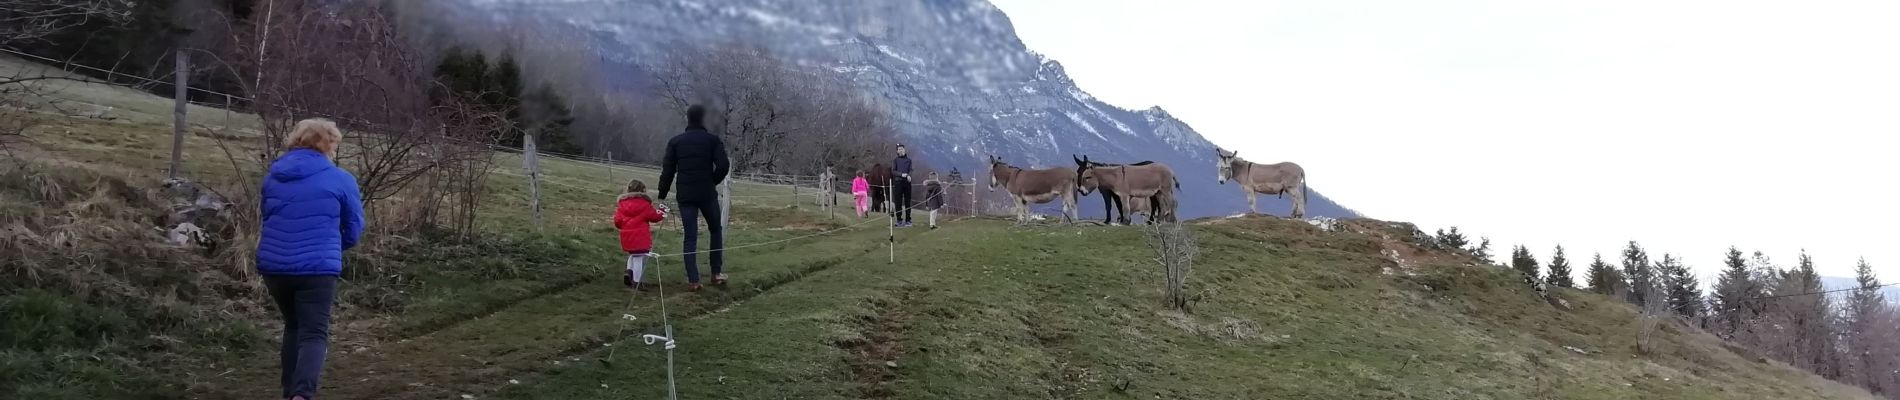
[1073,155,1083,165]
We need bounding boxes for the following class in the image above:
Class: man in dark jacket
[657,105,731,291]
[891,144,914,227]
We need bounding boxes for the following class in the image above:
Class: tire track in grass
[211,224,924,400]
[840,285,925,399]
[425,227,934,400]
[489,222,957,400]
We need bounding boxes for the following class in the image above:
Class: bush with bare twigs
[648,45,902,176]
[1146,222,1199,311]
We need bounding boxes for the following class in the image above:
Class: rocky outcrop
[463,0,1357,218]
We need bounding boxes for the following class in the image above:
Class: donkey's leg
[1292,186,1307,219]
[1115,195,1129,225]
[1067,193,1079,224]
[1017,198,1030,224]
[1247,191,1258,215]
[1151,195,1168,224]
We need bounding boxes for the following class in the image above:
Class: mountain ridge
[460,0,1359,219]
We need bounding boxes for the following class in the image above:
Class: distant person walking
[891,144,915,227]
[614,179,667,291]
[657,105,732,292]
[851,169,870,218]
[256,118,365,400]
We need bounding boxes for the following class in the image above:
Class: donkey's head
[1215,148,1239,184]
[1073,155,1101,195]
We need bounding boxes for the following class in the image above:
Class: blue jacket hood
[270,149,335,183]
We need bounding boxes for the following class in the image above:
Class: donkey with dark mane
[1075,155,1178,224]
[987,155,1078,224]
[1214,148,1307,218]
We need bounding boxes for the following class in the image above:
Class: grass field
[0,55,1878,399]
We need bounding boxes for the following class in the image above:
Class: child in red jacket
[614,179,668,290]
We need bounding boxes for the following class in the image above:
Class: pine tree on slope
[1545,245,1574,288]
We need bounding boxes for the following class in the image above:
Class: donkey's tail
[1302,173,1310,201]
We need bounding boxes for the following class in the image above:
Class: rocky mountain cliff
[461,0,1357,219]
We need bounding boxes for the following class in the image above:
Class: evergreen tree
[1435,227,1468,250]
[1658,254,1702,318]
[1545,245,1574,288]
[430,49,585,154]
[1842,258,1888,390]
[1621,241,1655,307]
[522,85,580,155]
[1471,236,1493,264]
[1711,247,1761,337]
[1510,245,1540,282]
[1847,258,1885,322]
[1778,250,1840,377]
[1586,253,1625,296]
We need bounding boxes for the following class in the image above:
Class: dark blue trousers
[678,200,725,283]
[265,275,337,399]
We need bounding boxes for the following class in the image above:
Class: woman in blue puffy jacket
[257,118,364,400]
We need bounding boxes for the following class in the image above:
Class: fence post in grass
[604,151,615,183]
[167,49,189,179]
[887,177,895,264]
[791,175,799,208]
[719,174,731,229]
[970,184,977,217]
[524,129,543,232]
[822,167,836,219]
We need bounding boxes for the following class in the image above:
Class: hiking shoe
[687,283,703,292]
[712,273,729,286]
[623,271,635,288]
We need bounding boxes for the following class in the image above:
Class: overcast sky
[989,0,1899,281]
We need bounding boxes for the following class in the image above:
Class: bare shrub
[651,44,899,175]
[1146,221,1199,311]
[1635,282,1669,355]
[0,0,133,47]
[218,0,506,238]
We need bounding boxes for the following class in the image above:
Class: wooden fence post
[167,50,189,179]
[969,184,978,217]
[524,129,543,232]
[887,177,895,264]
[719,175,731,229]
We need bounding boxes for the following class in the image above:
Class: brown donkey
[1074,155,1179,224]
[1214,148,1307,218]
[988,155,1078,224]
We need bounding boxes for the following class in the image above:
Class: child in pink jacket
[851,170,870,218]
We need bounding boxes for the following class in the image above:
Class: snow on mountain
[458,0,1357,219]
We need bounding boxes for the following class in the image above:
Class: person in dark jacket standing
[657,105,732,292]
[256,118,365,400]
[891,144,915,227]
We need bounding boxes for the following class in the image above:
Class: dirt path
[841,285,924,399]
[199,222,921,400]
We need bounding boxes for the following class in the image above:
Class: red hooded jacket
[614,193,666,253]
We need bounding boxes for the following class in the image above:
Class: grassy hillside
[0,55,1876,399]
